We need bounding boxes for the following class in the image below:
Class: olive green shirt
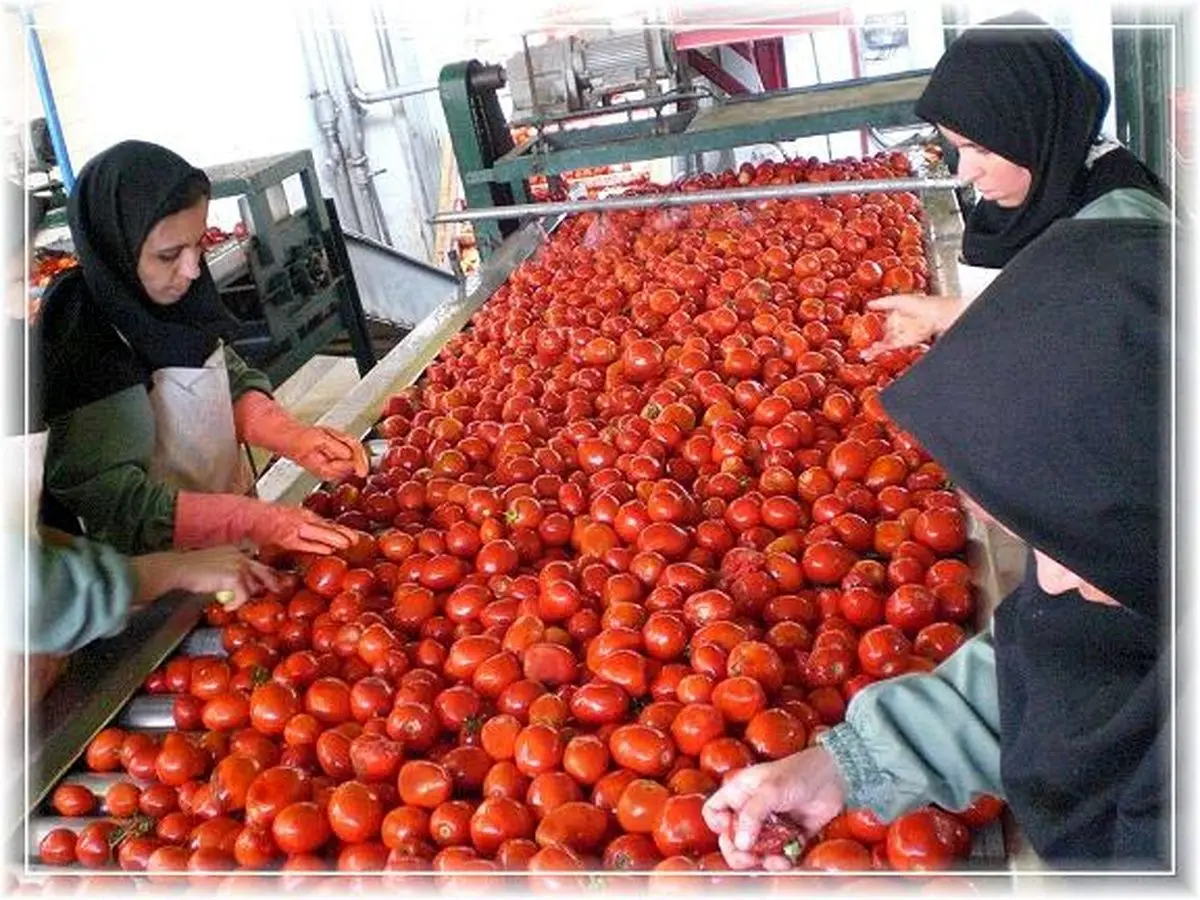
[43,347,272,555]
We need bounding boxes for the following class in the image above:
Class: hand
[131,546,286,610]
[286,425,370,481]
[702,747,847,871]
[249,505,359,556]
[861,294,966,359]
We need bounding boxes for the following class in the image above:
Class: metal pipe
[295,13,363,233]
[323,9,389,244]
[350,81,441,106]
[430,176,966,224]
[372,3,434,259]
[20,7,74,192]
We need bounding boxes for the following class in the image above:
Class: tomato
[245,766,312,828]
[885,584,939,635]
[38,828,77,866]
[914,621,967,663]
[522,642,579,686]
[609,724,675,777]
[75,820,119,868]
[802,837,872,871]
[955,793,1006,828]
[616,778,670,834]
[51,783,97,817]
[711,676,767,723]
[470,797,535,856]
[272,801,332,855]
[885,807,971,870]
[801,540,858,584]
[562,733,610,785]
[569,681,631,726]
[670,703,725,756]
[857,625,913,678]
[603,832,662,871]
[85,727,126,772]
[653,793,718,857]
[305,557,348,598]
[513,723,565,776]
[535,801,609,854]
[398,760,453,809]
[912,507,967,554]
[327,780,383,843]
[744,708,807,759]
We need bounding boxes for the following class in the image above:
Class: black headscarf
[916,11,1168,268]
[39,140,235,420]
[880,217,1169,867]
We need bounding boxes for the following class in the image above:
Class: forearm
[31,538,136,654]
[817,631,1003,820]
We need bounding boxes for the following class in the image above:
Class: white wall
[4,0,506,264]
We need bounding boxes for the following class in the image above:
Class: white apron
[956,260,1003,304]
[144,343,256,497]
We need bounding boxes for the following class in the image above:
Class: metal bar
[20,7,74,192]
[431,176,965,224]
[117,696,176,731]
[179,628,225,657]
[350,81,440,106]
[481,102,925,183]
[513,90,712,129]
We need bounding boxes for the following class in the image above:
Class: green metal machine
[205,150,377,386]
[438,61,933,258]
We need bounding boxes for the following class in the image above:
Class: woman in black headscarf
[39,141,367,556]
[703,215,1170,869]
[866,10,1170,356]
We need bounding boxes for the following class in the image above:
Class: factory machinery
[14,37,1030,878]
[437,29,935,256]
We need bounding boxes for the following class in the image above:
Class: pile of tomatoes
[39,152,1006,884]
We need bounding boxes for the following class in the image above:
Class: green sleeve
[223,346,274,401]
[817,630,1004,820]
[31,537,136,654]
[43,386,178,555]
[1074,188,1172,223]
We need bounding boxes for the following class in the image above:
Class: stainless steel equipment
[507,28,675,122]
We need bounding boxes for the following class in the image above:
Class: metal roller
[178,628,225,658]
[430,175,966,224]
[117,696,177,731]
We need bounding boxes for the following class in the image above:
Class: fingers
[761,855,795,872]
[702,766,766,833]
[349,440,370,478]
[295,522,354,553]
[220,580,251,611]
[317,428,369,477]
[865,294,924,312]
[717,832,762,870]
[733,791,775,852]
[243,557,286,593]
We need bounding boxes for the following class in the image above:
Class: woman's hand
[702,747,847,870]
[131,546,286,609]
[862,294,966,358]
[286,425,370,481]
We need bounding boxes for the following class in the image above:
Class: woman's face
[136,197,208,305]
[939,125,1033,208]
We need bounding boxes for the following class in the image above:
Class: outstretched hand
[702,748,847,870]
